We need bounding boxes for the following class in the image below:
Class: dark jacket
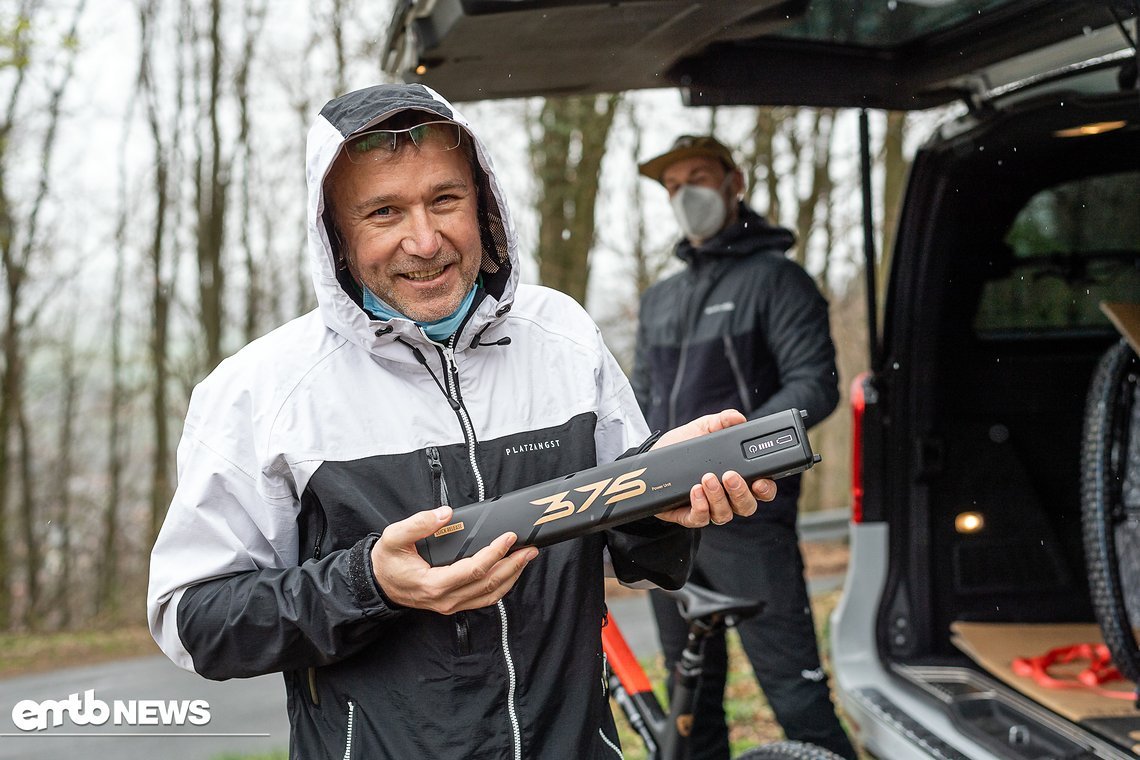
[148,84,696,760]
[632,204,839,526]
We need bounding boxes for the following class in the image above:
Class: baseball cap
[638,135,737,184]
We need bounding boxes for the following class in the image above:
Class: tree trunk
[52,337,78,629]
[528,94,620,304]
[138,0,183,548]
[0,0,84,629]
[97,176,129,621]
[0,223,21,631]
[625,101,670,297]
[741,107,785,224]
[0,2,35,623]
[237,0,266,343]
[791,108,835,273]
[329,0,348,97]
[880,110,909,297]
[196,0,229,371]
[15,382,36,627]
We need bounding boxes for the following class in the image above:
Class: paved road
[0,572,845,759]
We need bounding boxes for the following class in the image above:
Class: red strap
[1011,643,1134,700]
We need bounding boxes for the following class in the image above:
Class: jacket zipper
[342,699,356,760]
[436,336,519,759]
[497,598,522,760]
[722,333,753,414]
[439,338,486,499]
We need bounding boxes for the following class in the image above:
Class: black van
[382,2,1140,757]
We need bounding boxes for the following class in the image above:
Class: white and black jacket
[147,84,696,760]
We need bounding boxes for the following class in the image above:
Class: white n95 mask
[670,178,730,242]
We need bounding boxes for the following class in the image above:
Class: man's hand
[371,506,538,614]
[652,409,777,528]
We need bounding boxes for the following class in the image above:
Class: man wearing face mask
[632,136,856,760]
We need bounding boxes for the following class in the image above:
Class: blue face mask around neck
[362,283,478,342]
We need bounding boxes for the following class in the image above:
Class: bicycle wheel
[734,740,845,759]
[1080,337,1140,689]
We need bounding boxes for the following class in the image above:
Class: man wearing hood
[148,85,775,760]
[632,136,856,759]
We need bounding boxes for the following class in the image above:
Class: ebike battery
[416,408,820,566]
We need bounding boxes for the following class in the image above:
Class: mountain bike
[603,582,844,759]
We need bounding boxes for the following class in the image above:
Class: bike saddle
[666,583,764,625]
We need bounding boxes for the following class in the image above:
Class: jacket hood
[676,203,795,265]
[305,83,519,355]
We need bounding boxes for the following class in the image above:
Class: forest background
[0,0,949,633]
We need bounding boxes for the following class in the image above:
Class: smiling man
[323,114,483,327]
[147,84,776,759]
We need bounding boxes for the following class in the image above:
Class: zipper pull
[442,344,463,404]
[442,345,458,376]
[426,446,449,507]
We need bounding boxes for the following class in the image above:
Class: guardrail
[798,507,850,543]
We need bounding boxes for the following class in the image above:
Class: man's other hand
[371,507,539,614]
[651,409,778,528]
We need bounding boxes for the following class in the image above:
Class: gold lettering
[574,478,611,514]
[532,491,576,526]
[434,522,465,537]
[531,468,649,527]
[603,468,647,505]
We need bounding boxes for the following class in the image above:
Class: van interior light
[955,511,985,534]
[1053,120,1128,138]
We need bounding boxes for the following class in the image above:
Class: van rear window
[974,171,1140,333]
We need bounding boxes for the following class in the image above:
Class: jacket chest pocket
[427,448,476,657]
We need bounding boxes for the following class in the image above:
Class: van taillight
[850,372,868,525]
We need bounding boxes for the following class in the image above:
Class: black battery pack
[416,408,820,566]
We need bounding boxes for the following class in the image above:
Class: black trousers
[649,521,857,760]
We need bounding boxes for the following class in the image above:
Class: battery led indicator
[741,428,799,460]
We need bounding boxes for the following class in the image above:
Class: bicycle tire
[734,740,845,760]
[1080,337,1140,688]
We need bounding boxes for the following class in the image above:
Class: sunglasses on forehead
[342,120,464,164]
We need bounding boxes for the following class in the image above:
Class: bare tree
[1,0,86,628]
[194,0,230,371]
[625,102,672,297]
[789,109,836,278]
[326,0,349,97]
[97,193,129,619]
[0,0,38,631]
[592,99,675,371]
[137,0,183,547]
[50,331,80,628]
[236,0,267,343]
[739,107,787,224]
[527,93,621,303]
